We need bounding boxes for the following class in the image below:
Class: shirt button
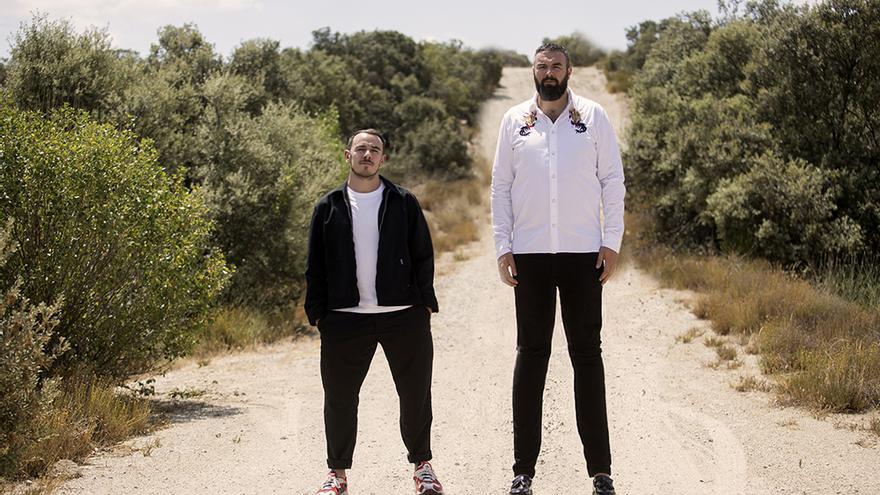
[552,198,557,203]
[551,174,556,178]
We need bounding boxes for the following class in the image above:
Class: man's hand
[596,247,619,285]
[497,252,518,287]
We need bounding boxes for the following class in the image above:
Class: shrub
[394,118,472,180]
[624,1,880,266]
[195,90,345,308]
[0,219,62,477]
[706,154,863,265]
[0,99,229,379]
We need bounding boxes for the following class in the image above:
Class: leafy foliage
[624,0,879,267]
[5,14,135,118]
[0,100,229,379]
[0,219,62,477]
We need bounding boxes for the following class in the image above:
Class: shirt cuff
[495,241,512,259]
[601,234,623,253]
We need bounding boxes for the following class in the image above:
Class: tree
[229,38,289,114]
[147,23,221,87]
[5,14,135,118]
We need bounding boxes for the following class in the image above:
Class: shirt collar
[529,88,575,119]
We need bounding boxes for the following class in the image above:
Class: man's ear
[344,149,351,162]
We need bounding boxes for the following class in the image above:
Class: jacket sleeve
[408,193,439,313]
[304,201,328,326]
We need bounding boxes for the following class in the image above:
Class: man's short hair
[346,128,389,152]
[534,43,571,68]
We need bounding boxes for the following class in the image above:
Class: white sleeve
[595,107,626,252]
[491,114,515,259]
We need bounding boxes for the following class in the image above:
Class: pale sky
[0,0,807,60]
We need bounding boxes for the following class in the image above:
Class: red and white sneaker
[316,470,348,495]
[413,461,444,494]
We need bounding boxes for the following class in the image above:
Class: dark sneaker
[316,470,348,495]
[509,474,533,495]
[592,474,616,495]
[413,461,444,494]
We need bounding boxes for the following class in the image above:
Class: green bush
[421,40,503,122]
[394,118,471,180]
[195,82,345,307]
[624,1,879,266]
[0,99,229,379]
[0,219,62,477]
[707,154,863,264]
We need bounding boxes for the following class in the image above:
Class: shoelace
[321,474,344,490]
[511,475,530,489]
[416,464,437,483]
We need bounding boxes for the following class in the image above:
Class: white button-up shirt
[491,90,626,259]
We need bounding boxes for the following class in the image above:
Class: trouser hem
[327,458,352,470]
[408,450,433,464]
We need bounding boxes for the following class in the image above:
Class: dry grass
[779,342,880,412]
[733,375,772,393]
[870,417,880,438]
[415,175,484,255]
[714,344,738,362]
[628,210,880,413]
[193,305,305,358]
[675,326,704,344]
[777,418,800,429]
[5,373,153,481]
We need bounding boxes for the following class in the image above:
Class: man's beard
[534,73,569,101]
[350,161,379,179]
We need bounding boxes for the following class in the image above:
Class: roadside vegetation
[0,14,518,483]
[608,0,880,421]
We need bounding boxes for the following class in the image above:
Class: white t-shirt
[336,183,412,314]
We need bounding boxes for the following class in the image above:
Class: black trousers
[512,253,612,478]
[318,306,433,469]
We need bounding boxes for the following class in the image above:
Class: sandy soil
[53,67,879,495]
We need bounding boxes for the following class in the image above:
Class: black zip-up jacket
[304,176,438,326]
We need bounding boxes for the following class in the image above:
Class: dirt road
[56,68,879,495]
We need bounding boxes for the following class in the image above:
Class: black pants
[318,306,433,469]
[512,253,611,478]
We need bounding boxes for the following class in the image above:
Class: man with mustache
[491,44,625,495]
[305,129,443,495]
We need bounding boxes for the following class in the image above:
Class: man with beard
[305,129,444,495]
[491,44,625,495]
